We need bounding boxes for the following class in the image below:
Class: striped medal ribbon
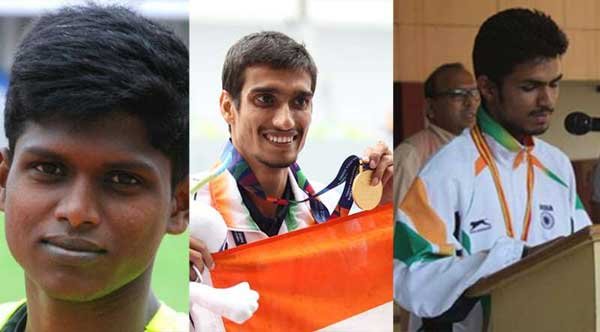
[198,140,363,223]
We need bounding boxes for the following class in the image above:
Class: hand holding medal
[355,141,394,209]
[352,162,383,210]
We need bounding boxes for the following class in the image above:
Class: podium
[467,225,600,332]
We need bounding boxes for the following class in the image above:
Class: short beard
[524,124,550,136]
[494,107,551,140]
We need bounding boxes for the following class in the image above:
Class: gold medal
[352,165,382,210]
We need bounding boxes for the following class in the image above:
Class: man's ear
[424,98,435,120]
[477,75,498,104]
[0,149,11,212]
[220,90,236,125]
[166,176,189,235]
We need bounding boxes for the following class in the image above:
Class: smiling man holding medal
[394,8,592,332]
[188,31,393,330]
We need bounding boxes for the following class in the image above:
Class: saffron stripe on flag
[211,204,393,331]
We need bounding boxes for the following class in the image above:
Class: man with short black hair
[189,31,393,330]
[394,8,591,331]
[191,31,392,253]
[394,62,479,205]
[0,4,189,332]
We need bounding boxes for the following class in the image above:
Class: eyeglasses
[433,88,481,103]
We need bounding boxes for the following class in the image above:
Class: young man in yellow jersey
[0,4,189,332]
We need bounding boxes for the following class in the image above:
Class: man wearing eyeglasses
[393,63,480,206]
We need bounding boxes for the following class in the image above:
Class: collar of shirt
[238,178,293,237]
[477,106,535,169]
[206,168,316,233]
[427,122,455,144]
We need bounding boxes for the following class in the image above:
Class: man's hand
[363,141,393,205]
[190,236,215,281]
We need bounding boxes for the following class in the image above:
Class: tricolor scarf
[219,140,361,223]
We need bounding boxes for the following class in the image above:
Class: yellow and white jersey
[394,108,591,332]
[0,301,186,332]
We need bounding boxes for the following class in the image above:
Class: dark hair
[473,8,568,85]
[424,62,466,98]
[221,31,317,105]
[4,4,189,186]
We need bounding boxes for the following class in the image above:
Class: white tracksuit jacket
[394,109,591,332]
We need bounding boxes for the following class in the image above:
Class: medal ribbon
[471,126,534,241]
[215,141,362,223]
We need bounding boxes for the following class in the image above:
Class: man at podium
[394,8,592,332]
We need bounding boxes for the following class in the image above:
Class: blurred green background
[0,214,188,312]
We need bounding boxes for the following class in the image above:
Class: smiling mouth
[263,133,297,144]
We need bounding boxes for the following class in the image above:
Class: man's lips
[41,235,106,253]
[529,109,553,123]
[529,109,553,117]
[463,110,477,119]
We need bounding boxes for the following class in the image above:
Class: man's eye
[293,97,310,109]
[520,85,536,92]
[448,93,465,102]
[255,94,275,106]
[108,172,141,185]
[34,163,64,176]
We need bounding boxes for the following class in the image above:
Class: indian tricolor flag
[210,204,393,331]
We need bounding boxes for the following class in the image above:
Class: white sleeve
[567,160,592,231]
[190,172,228,253]
[394,230,524,317]
[393,155,524,318]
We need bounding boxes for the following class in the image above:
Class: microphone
[564,112,600,135]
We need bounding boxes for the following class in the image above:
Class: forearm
[394,237,524,318]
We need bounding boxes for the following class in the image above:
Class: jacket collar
[477,107,535,168]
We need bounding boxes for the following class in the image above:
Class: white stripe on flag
[317,301,393,332]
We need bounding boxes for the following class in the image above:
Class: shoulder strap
[145,302,187,332]
[0,300,26,329]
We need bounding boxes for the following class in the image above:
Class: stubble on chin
[256,155,296,169]
[525,125,550,137]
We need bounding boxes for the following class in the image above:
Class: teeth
[266,134,294,143]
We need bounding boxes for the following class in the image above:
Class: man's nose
[463,90,480,109]
[537,86,555,109]
[54,177,101,228]
[272,104,294,130]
